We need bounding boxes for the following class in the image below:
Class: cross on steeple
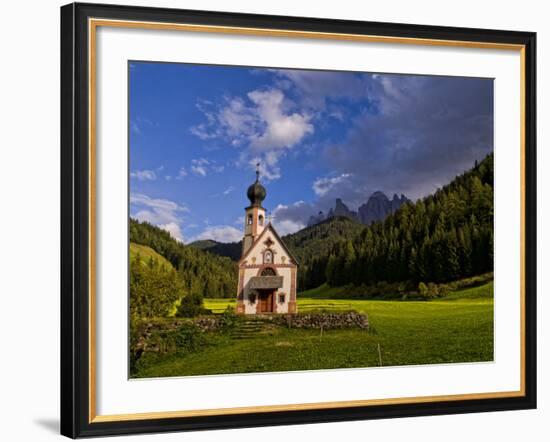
[255,162,260,182]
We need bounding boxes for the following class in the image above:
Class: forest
[129,153,493,317]
[130,219,237,298]
[293,153,494,290]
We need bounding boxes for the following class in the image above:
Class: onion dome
[247,164,266,207]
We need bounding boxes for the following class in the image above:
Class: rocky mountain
[327,198,359,221]
[307,192,410,227]
[358,192,409,225]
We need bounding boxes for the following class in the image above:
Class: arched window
[264,250,273,264]
[261,267,276,276]
[258,214,264,226]
[247,214,253,225]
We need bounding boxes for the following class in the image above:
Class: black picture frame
[61,2,537,438]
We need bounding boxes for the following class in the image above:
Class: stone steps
[230,321,265,339]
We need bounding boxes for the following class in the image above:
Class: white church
[236,166,298,315]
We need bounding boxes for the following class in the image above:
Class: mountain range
[307,191,410,227]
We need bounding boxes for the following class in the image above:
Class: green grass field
[133,282,494,378]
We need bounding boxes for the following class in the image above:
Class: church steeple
[246,163,266,207]
[242,164,267,256]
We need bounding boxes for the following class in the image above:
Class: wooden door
[260,291,273,313]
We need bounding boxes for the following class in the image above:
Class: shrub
[438,284,451,297]
[173,323,206,352]
[176,292,212,317]
[418,282,428,298]
[129,318,147,372]
[220,306,239,330]
[427,282,439,298]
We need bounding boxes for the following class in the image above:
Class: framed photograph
[60,2,537,438]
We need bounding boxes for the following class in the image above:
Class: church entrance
[258,290,275,313]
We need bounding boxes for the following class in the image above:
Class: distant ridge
[188,239,242,261]
[307,191,410,227]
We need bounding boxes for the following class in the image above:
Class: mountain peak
[358,191,409,225]
[307,192,409,227]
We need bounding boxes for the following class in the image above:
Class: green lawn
[133,282,494,378]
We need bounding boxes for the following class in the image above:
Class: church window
[278,294,285,303]
[247,214,253,225]
[259,214,264,226]
[261,267,276,276]
[264,250,273,264]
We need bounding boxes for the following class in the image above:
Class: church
[236,167,298,315]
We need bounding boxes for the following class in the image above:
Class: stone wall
[133,317,225,355]
[269,311,369,330]
[140,317,225,336]
[133,311,368,356]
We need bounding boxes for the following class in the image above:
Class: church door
[259,290,274,313]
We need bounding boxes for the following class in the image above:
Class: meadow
[132,282,494,378]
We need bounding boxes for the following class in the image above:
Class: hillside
[130,242,174,270]
[283,216,365,289]
[188,239,242,261]
[317,153,494,288]
[130,219,237,298]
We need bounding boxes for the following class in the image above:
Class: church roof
[238,223,299,266]
[249,276,284,289]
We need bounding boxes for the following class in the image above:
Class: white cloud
[189,158,225,177]
[175,167,187,180]
[190,158,208,176]
[218,97,256,140]
[130,169,157,181]
[189,225,242,244]
[191,88,313,181]
[247,89,313,151]
[271,201,308,235]
[158,222,184,243]
[191,165,207,176]
[273,219,305,236]
[131,166,163,181]
[130,193,188,242]
[130,116,156,135]
[223,186,235,195]
[312,173,352,197]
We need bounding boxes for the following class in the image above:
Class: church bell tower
[242,164,267,256]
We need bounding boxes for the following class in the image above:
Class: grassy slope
[130,242,181,316]
[130,242,174,270]
[133,282,494,378]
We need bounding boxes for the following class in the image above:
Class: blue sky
[129,62,493,243]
